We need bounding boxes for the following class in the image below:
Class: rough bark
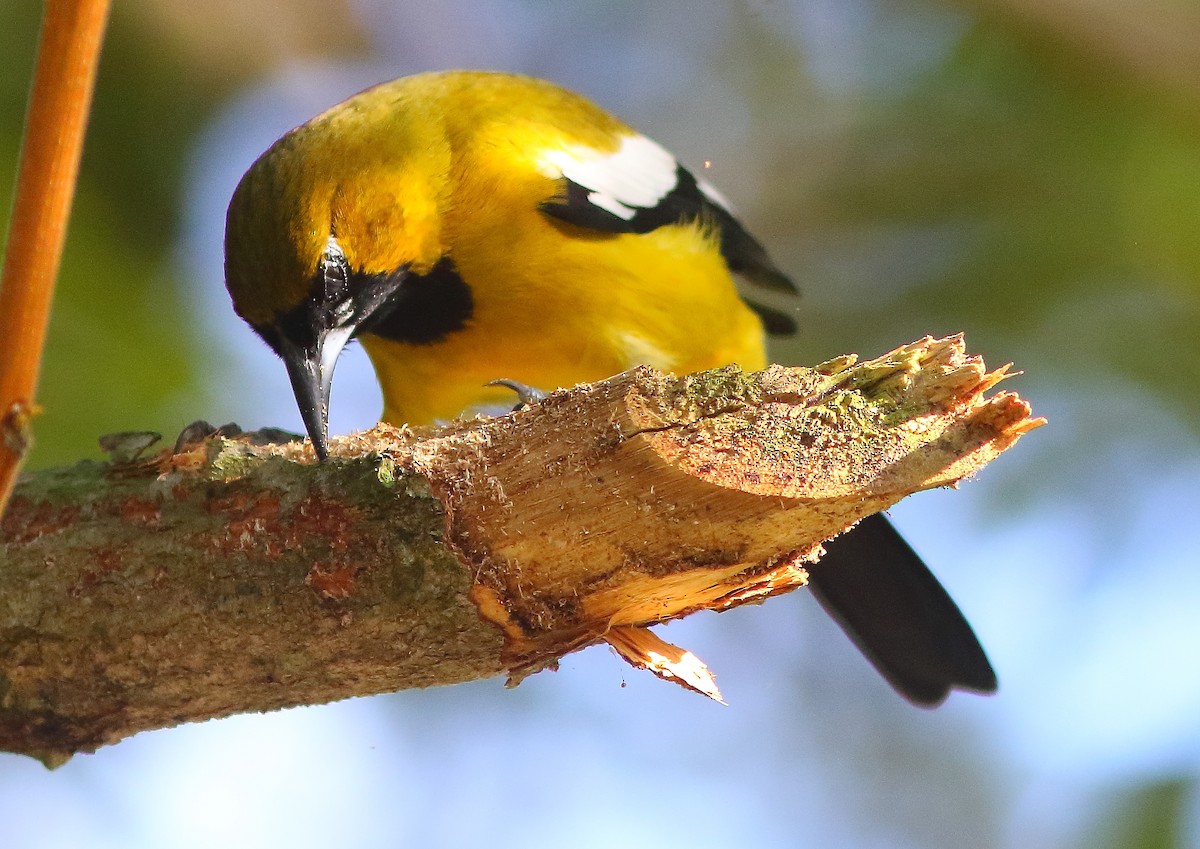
[0,336,1042,766]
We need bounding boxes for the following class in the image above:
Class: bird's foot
[485,379,548,413]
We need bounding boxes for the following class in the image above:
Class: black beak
[278,326,353,461]
[268,261,408,460]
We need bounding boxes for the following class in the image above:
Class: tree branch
[0,336,1042,766]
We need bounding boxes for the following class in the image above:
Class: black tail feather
[807,513,997,707]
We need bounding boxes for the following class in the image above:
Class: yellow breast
[361,217,767,426]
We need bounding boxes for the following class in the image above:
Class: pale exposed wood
[0,337,1042,766]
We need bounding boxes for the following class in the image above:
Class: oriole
[224,70,996,706]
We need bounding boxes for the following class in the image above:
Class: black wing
[808,513,998,707]
[539,160,798,334]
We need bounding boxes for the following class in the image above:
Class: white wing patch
[538,134,680,221]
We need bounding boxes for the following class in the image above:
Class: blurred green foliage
[1,4,227,468]
[1085,776,1194,849]
[796,26,1200,427]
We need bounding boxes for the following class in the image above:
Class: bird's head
[223,100,447,459]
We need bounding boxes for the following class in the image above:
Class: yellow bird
[224,70,995,706]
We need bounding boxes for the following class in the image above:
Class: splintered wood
[403,334,1042,698]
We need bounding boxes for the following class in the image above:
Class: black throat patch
[361,257,474,346]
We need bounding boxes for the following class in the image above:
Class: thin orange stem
[0,0,112,514]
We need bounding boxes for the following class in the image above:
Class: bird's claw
[485,379,548,412]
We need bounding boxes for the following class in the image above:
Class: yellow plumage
[225,71,772,428]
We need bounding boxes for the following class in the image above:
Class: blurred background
[3,0,1199,846]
